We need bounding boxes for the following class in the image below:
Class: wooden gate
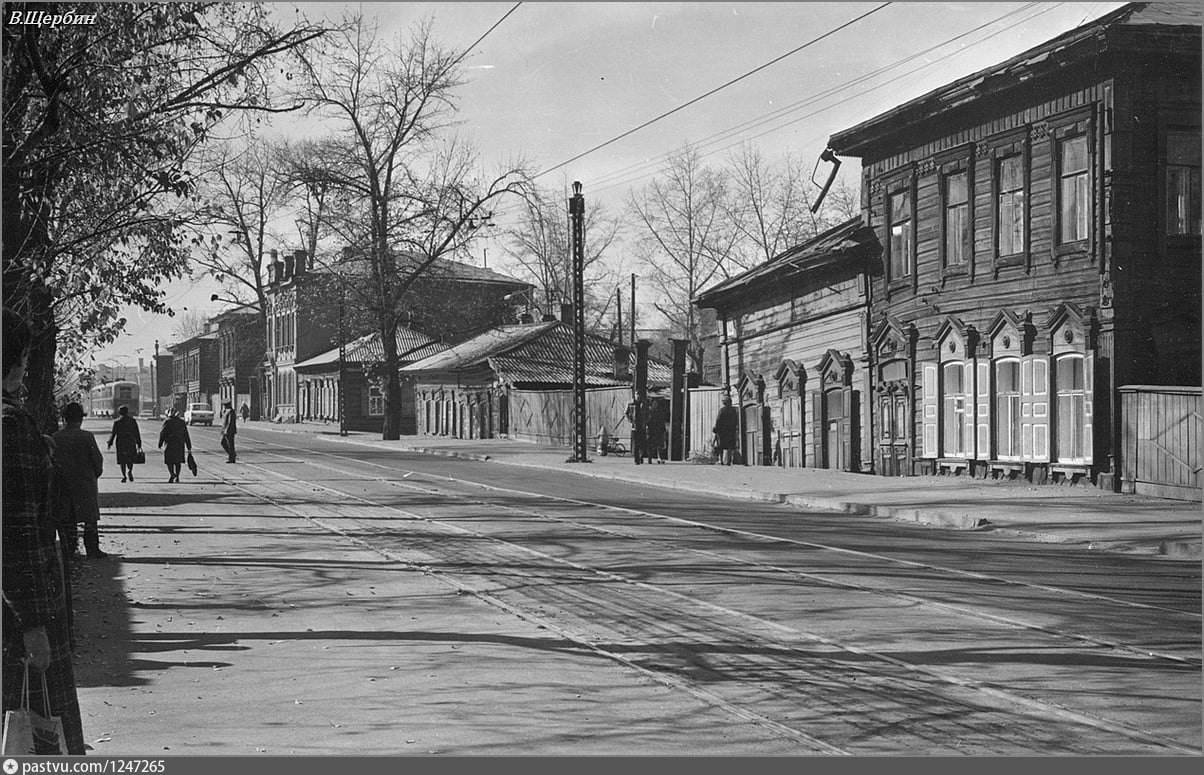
[687,386,723,460]
[1119,386,1201,501]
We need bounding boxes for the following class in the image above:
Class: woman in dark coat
[106,404,142,482]
[158,408,192,483]
[3,307,86,755]
[713,394,740,466]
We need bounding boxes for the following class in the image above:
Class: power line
[535,2,892,181]
[585,2,1051,195]
[453,2,522,68]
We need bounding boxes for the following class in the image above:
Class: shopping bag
[186,452,198,476]
[1,665,68,755]
[133,448,146,465]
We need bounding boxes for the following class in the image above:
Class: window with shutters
[941,362,967,457]
[994,359,1022,459]
[1055,354,1087,461]
[368,384,385,416]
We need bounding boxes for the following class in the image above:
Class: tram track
[188,434,1201,754]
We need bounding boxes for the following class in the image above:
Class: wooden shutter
[1083,353,1094,464]
[920,362,939,458]
[975,360,991,459]
[811,392,824,468]
[962,361,974,457]
[1021,356,1050,462]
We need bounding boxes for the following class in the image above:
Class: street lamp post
[568,181,588,463]
[339,279,347,437]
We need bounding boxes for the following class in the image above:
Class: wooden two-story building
[827,2,1200,487]
[694,218,878,471]
[212,309,264,419]
[167,328,220,412]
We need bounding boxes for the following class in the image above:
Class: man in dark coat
[3,307,86,755]
[53,401,106,559]
[220,400,237,463]
[713,393,739,466]
[644,397,669,464]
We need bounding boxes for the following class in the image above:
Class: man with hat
[220,400,238,463]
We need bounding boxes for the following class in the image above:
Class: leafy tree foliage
[2,1,325,430]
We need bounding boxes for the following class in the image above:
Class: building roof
[830,2,1202,157]
[401,320,673,388]
[294,328,447,373]
[694,217,873,309]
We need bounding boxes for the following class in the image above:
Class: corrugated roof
[694,217,872,307]
[402,321,673,387]
[294,328,446,372]
[831,2,1201,156]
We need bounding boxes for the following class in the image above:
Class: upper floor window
[1167,131,1201,236]
[996,155,1025,256]
[943,171,969,267]
[889,188,913,279]
[1058,135,1090,244]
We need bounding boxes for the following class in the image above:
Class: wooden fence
[508,386,634,448]
[1119,385,1201,501]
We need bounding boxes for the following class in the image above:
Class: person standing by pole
[3,306,87,755]
[220,400,237,463]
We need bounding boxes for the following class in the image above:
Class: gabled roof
[294,328,446,373]
[830,3,1201,157]
[694,218,873,309]
[402,321,673,388]
[324,249,531,289]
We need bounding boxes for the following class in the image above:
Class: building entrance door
[879,387,910,476]
[823,388,847,470]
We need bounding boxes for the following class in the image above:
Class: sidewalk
[252,422,1202,560]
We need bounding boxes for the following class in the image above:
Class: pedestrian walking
[713,393,739,466]
[644,397,669,464]
[2,307,87,755]
[106,404,142,482]
[626,397,647,465]
[158,408,192,483]
[239,402,250,423]
[220,400,237,463]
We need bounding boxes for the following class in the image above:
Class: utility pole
[339,279,347,437]
[152,340,159,418]
[568,181,588,463]
[629,273,636,352]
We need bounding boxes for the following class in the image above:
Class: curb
[249,427,1202,560]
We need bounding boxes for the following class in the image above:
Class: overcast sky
[96,1,1127,367]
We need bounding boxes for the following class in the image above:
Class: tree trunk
[380,321,401,441]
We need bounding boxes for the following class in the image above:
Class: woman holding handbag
[158,408,192,483]
[106,404,142,482]
[2,307,86,755]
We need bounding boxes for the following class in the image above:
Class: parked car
[184,403,214,426]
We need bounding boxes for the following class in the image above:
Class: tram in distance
[88,381,140,418]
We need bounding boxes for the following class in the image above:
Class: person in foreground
[2,306,87,754]
[158,408,192,482]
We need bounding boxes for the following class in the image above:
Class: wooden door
[879,389,910,476]
[742,404,760,466]
[823,388,847,470]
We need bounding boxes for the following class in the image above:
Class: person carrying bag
[2,663,68,755]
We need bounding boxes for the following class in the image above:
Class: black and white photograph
[2,1,1200,761]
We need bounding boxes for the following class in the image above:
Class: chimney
[269,249,280,284]
[560,303,573,325]
[293,249,307,275]
[283,252,295,279]
[519,312,534,324]
[540,313,558,322]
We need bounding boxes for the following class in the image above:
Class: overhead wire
[584,1,1056,196]
[533,2,893,181]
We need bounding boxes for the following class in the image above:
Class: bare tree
[501,183,623,331]
[725,145,823,265]
[171,309,210,342]
[626,144,741,371]
[297,14,531,440]
[191,137,294,331]
[816,174,863,229]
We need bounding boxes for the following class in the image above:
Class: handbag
[2,664,68,755]
[133,448,146,465]
[186,451,197,476]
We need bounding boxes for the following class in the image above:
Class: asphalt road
[74,421,1201,755]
